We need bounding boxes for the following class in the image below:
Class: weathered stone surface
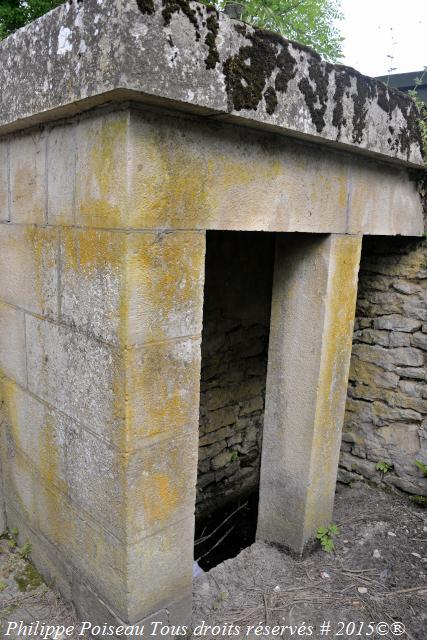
[126,431,198,541]
[412,331,427,351]
[60,227,126,345]
[374,314,422,332]
[127,519,193,623]
[0,303,27,387]
[126,230,206,345]
[74,110,128,229]
[0,140,8,221]
[1,376,125,536]
[258,234,362,554]
[9,130,45,223]
[0,0,423,166]
[0,225,59,318]
[343,237,427,497]
[128,109,423,235]
[25,315,124,444]
[3,451,128,616]
[125,338,201,446]
[47,123,76,225]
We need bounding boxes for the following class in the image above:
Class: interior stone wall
[197,233,427,515]
[197,231,275,515]
[340,236,427,497]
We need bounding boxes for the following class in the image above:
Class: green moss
[204,12,220,70]
[298,58,333,133]
[162,0,200,40]
[14,562,43,592]
[223,26,297,114]
[136,0,155,14]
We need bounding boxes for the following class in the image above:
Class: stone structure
[0,0,425,630]
[341,237,427,495]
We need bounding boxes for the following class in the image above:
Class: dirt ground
[0,482,426,640]
[193,483,427,640]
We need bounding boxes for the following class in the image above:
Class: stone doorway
[196,231,276,567]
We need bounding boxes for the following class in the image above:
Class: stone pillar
[257,233,362,554]
[0,109,206,627]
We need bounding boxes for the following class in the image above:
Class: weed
[410,495,427,508]
[415,459,427,477]
[18,543,32,560]
[376,460,393,475]
[317,523,340,553]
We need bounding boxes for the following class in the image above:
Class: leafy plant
[230,450,239,462]
[415,459,427,477]
[376,460,393,475]
[208,0,346,62]
[410,495,427,508]
[317,523,340,553]
[408,67,427,159]
[0,0,63,40]
[18,543,32,560]
[0,527,19,548]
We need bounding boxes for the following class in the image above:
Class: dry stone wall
[197,234,427,514]
[197,232,274,515]
[340,237,427,497]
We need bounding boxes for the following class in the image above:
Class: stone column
[257,233,362,554]
[0,109,206,627]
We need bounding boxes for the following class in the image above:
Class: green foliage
[201,0,344,61]
[415,459,427,477]
[230,450,239,462]
[18,542,32,560]
[0,0,63,40]
[408,67,427,159]
[376,460,393,475]
[410,495,427,508]
[316,523,340,553]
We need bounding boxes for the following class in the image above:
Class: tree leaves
[201,0,344,62]
[0,0,63,40]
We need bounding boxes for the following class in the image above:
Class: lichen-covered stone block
[127,518,194,623]
[125,231,205,344]
[0,224,59,318]
[1,378,124,536]
[125,338,201,446]
[0,303,27,387]
[10,130,45,224]
[3,450,128,616]
[25,315,124,444]
[0,139,8,221]
[60,227,127,345]
[75,111,128,229]
[47,123,75,225]
[126,431,198,542]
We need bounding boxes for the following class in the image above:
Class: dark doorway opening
[195,231,275,570]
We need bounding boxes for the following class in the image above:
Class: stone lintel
[0,0,424,167]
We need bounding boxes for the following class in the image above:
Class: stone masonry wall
[198,233,427,514]
[197,232,274,515]
[340,237,427,497]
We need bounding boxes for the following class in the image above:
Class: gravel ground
[1,482,426,640]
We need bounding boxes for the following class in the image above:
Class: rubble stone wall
[197,234,427,515]
[340,236,427,497]
[197,231,274,515]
